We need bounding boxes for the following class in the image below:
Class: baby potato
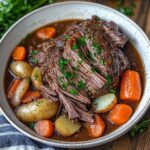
[55,115,81,137]
[12,79,30,107]
[31,67,43,90]
[10,61,32,78]
[16,98,59,122]
[92,93,117,113]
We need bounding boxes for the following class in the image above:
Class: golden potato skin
[16,98,59,122]
[31,67,43,90]
[55,115,81,137]
[12,79,30,107]
[10,61,33,78]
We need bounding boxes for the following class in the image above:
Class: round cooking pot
[0,1,150,149]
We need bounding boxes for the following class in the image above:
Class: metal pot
[0,1,150,148]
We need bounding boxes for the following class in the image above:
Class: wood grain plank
[144,1,150,38]
[135,0,150,29]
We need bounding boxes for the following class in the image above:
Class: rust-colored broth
[5,19,145,141]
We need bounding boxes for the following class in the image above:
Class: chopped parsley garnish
[92,42,101,54]
[65,35,70,40]
[69,88,78,95]
[61,82,68,90]
[99,59,104,65]
[87,52,95,61]
[78,60,83,64]
[29,50,39,57]
[29,122,35,129]
[77,80,86,90]
[73,66,79,71]
[77,51,86,60]
[72,36,86,51]
[105,74,112,85]
[64,71,77,79]
[34,71,38,80]
[58,58,70,72]
[72,44,78,50]
[91,67,99,73]
[29,50,39,64]
[109,89,116,94]
[30,58,38,64]
[77,36,86,46]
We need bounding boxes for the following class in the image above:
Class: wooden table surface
[55,0,150,150]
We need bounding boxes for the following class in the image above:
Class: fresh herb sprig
[115,0,136,16]
[0,0,54,38]
[129,119,150,138]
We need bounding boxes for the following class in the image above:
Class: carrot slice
[34,120,54,138]
[108,104,132,125]
[86,114,105,138]
[12,46,26,61]
[7,79,21,99]
[22,91,41,104]
[120,70,142,102]
[36,27,56,40]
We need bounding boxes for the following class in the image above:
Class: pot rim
[0,1,150,148]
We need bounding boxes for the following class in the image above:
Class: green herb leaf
[87,52,95,61]
[29,50,39,57]
[99,59,104,65]
[30,58,38,64]
[34,71,38,80]
[58,58,69,72]
[109,89,116,94]
[129,119,150,138]
[117,7,134,16]
[105,74,112,85]
[61,82,68,90]
[77,51,86,60]
[69,88,78,95]
[92,42,101,54]
[77,36,86,46]
[0,0,55,38]
[77,80,85,90]
[63,71,77,79]
[72,44,78,50]
[65,35,70,40]
[29,122,35,129]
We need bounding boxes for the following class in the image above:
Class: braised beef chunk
[30,16,130,123]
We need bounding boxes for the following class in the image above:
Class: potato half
[16,98,59,122]
[55,115,81,137]
[10,61,32,78]
[31,67,43,91]
[12,79,30,107]
[92,93,117,113]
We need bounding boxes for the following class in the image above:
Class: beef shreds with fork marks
[30,16,130,123]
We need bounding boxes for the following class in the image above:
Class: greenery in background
[129,119,150,138]
[0,0,54,38]
[115,0,136,16]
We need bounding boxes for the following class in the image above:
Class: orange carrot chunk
[86,114,105,138]
[22,91,41,104]
[12,46,26,61]
[120,70,142,102]
[34,120,54,138]
[108,104,132,125]
[36,27,56,40]
[7,79,21,99]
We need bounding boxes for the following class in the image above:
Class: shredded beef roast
[30,16,130,123]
